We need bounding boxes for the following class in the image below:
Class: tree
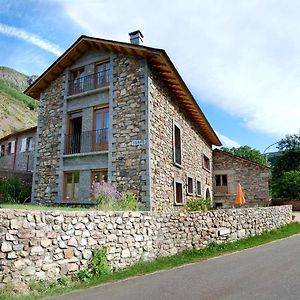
[271,133,300,198]
[277,132,300,151]
[221,145,269,166]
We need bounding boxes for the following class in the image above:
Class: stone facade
[149,69,213,212]
[110,54,150,207]
[0,206,292,285]
[213,149,270,208]
[28,36,220,210]
[32,75,64,203]
[0,127,36,172]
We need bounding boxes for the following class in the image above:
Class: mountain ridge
[0,66,38,138]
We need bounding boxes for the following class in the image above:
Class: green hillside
[0,67,38,138]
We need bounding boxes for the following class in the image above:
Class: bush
[0,176,31,203]
[92,181,142,211]
[186,197,211,212]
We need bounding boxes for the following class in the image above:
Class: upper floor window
[26,137,33,152]
[215,174,228,194]
[173,123,182,166]
[69,67,85,95]
[203,154,211,171]
[93,106,109,151]
[95,61,110,88]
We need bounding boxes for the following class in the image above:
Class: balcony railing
[68,70,110,96]
[64,129,108,154]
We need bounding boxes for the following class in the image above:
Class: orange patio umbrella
[234,182,246,206]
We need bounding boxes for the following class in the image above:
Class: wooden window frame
[215,174,229,194]
[173,121,182,167]
[187,175,194,196]
[0,144,5,157]
[94,59,110,87]
[91,169,108,185]
[63,171,80,200]
[196,179,202,197]
[174,178,184,206]
[7,142,12,155]
[93,105,109,151]
[203,154,211,172]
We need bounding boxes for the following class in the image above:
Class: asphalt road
[50,234,300,300]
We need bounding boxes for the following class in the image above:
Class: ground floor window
[91,169,108,184]
[187,176,193,195]
[64,172,79,200]
[196,179,202,196]
[174,179,184,205]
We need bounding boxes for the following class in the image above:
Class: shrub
[114,192,141,211]
[186,197,211,212]
[0,176,31,203]
[92,181,120,210]
[92,181,143,211]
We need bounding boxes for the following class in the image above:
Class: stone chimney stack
[129,30,144,45]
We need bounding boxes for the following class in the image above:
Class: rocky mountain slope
[0,66,38,138]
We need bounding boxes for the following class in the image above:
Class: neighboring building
[25,31,221,211]
[213,149,270,208]
[0,126,36,172]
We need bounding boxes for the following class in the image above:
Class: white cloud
[57,0,300,137]
[0,23,63,56]
[215,131,241,148]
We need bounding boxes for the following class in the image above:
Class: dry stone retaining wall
[0,205,292,285]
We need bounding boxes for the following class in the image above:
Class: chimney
[129,30,144,45]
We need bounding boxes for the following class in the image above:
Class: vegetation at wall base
[1,222,300,300]
[0,177,31,204]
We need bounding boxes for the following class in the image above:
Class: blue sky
[1,0,300,152]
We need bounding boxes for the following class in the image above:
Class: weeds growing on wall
[0,176,31,203]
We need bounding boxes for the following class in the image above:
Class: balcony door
[93,107,109,151]
[69,68,85,94]
[66,111,82,154]
[95,61,110,88]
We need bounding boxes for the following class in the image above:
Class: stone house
[212,149,270,208]
[25,31,222,211]
[0,126,36,172]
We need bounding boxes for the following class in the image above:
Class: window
[26,137,32,152]
[95,60,110,88]
[64,172,80,200]
[196,180,202,196]
[7,142,12,155]
[91,169,108,184]
[0,144,5,157]
[187,176,193,195]
[69,67,85,94]
[93,106,109,151]
[65,111,82,154]
[174,179,184,205]
[215,174,228,193]
[203,154,211,171]
[173,123,182,166]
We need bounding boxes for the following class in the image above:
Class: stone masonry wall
[0,205,291,285]
[213,150,270,208]
[32,75,64,203]
[110,54,149,207]
[149,69,213,212]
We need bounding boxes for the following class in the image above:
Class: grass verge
[0,204,93,212]
[1,222,300,300]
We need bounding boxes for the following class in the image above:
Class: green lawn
[1,222,300,300]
